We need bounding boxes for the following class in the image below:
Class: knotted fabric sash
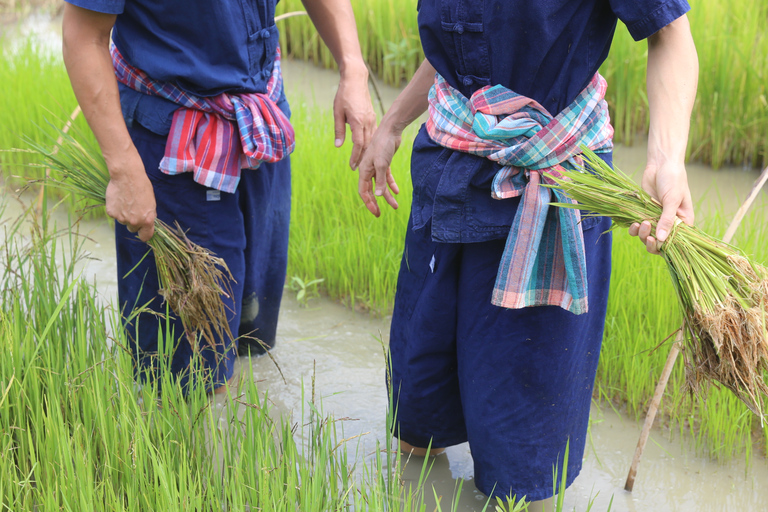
[111,44,295,193]
[426,74,613,315]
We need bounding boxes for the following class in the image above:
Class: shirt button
[260,28,271,39]
[262,69,272,79]
[462,76,473,86]
[455,24,464,34]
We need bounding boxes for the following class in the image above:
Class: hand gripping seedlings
[26,126,234,352]
[547,149,768,419]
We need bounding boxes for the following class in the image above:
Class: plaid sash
[427,73,613,314]
[111,44,295,193]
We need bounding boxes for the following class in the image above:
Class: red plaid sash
[111,44,295,193]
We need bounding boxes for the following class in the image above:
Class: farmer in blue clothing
[61,0,375,394]
[358,0,697,507]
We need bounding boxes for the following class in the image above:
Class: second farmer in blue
[61,0,376,393]
[358,0,698,507]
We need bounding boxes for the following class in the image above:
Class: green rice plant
[274,0,768,169]
[600,209,768,462]
[0,39,87,181]
[0,200,465,512]
[276,0,423,87]
[551,150,768,417]
[287,102,415,314]
[601,0,768,169]
[4,199,582,511]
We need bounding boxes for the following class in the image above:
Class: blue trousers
[116,122,291,392]
[389,213,612,501]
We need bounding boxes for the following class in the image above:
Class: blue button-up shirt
[412,0,690,243]
[65,0,288,135]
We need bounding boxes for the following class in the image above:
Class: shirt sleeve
[609,0,691,41]
[64,0,125,15]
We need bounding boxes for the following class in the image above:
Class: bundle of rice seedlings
[547,148,768,418]
[24,126,234,352]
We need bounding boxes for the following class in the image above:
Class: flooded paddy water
[3,11,768,511]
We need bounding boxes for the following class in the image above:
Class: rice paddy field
[0,204,476,511]
[2,4,768,510]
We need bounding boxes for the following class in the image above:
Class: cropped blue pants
[389,213,612,501]
[116,122,291,392]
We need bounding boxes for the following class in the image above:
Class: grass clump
[287,103,414,314]
[0,202,462,512]
[550,150,768,418]
[24,125,235,352]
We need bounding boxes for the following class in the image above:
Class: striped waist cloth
[426,73,613,314]
[111,44,295,193]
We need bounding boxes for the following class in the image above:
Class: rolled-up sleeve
[610,0,690,41]
[64,0,125,15]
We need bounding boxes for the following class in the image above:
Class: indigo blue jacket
[412,0,690,243]
[64,0,288,135]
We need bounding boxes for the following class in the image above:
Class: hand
[629,157,694,254]
[333,67,377,170]
[357,121,401,217]
[105,148,156,241]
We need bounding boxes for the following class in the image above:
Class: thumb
[656,200,679,242]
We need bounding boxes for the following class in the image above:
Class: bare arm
[630,14,698,254]
[62,3,156,241]
[300,0,376,169]
[357,58,436,216]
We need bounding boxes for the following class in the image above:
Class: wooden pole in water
[625,163,768,492]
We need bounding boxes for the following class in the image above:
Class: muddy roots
[150,219,234,353]
[683,264,768,418]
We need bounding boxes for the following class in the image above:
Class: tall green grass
[286,102,414,315]
[277,0,768,169]
[603,0,768,169]
[0,41,87,182]
[0,199,600,512]
[277,0,421,87]
[0,201,468,512]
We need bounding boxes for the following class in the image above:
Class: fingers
[333,103,345,149]
[358,176,380,217]
[123,218,155,242]
[628,220,661,255]
[136,222,155,242]
[358,166,399,216]
[374,158,389,197]
[387,169,400,196]
[348,121,370,170]
[382,182,399,210]
[349,109,376,170]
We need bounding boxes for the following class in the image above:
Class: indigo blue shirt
[64,0,288,135]
[412,0,691,243]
